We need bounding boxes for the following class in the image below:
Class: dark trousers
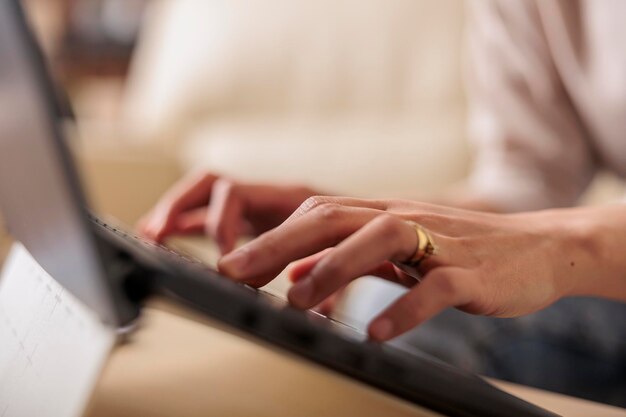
[398,297,626,407]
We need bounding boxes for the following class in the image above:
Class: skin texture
[138,172,626,341]
[137,172,317,254]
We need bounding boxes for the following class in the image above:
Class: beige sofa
[2,0,469,265]
[120,0,469,199]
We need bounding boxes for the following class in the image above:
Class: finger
[140,172,218,242]
[140,206,208,239]
[291,254,418,287]
[206,179,245,254]
[135,215,151,236]
[138,212,172,243]
[367,262,421,287]
[296,264,415,316]
[315,292,341,316]
[174,207,209,234]
[288,252,344,315]
[288,249,333,283]
[218,204,379,286]
[368,267,475,341]
[285,196,388,223]
[289,250,343,315]
[287,214,418,309]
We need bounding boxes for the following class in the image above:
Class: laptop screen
[0,0,119,325]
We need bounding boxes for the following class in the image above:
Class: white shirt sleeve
[464,0,597,212]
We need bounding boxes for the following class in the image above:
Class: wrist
[549,207,626,300]
[553,211,602,297]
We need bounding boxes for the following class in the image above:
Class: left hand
[218,196,587,341]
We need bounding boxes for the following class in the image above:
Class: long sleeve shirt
[465,0,626,212]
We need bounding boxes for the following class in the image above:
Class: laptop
[0,2,559,416]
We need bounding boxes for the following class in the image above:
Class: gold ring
[391,221,436,281]
[405,221,436,267]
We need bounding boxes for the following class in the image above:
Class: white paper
[0,243,116,417]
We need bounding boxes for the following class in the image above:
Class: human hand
[219,196,589,340]
[137,172,316,254]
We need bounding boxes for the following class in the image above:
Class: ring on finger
[391,221,437,281]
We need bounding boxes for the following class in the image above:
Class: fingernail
[219,248,249,278]
[289,278,314,306]
[370,318,393,341]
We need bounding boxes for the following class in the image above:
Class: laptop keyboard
[89,215,363,335]
[90,215,207,266]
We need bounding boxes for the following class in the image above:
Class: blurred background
[2,0,626,276]
[3,0,625,265]
[1,0,472,264]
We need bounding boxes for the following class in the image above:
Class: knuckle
[300,196,332,212]
[315,202,344,222]
[296,196,348,221]
[374,214,403,238]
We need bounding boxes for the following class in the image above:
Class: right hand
[137,172,316,254]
